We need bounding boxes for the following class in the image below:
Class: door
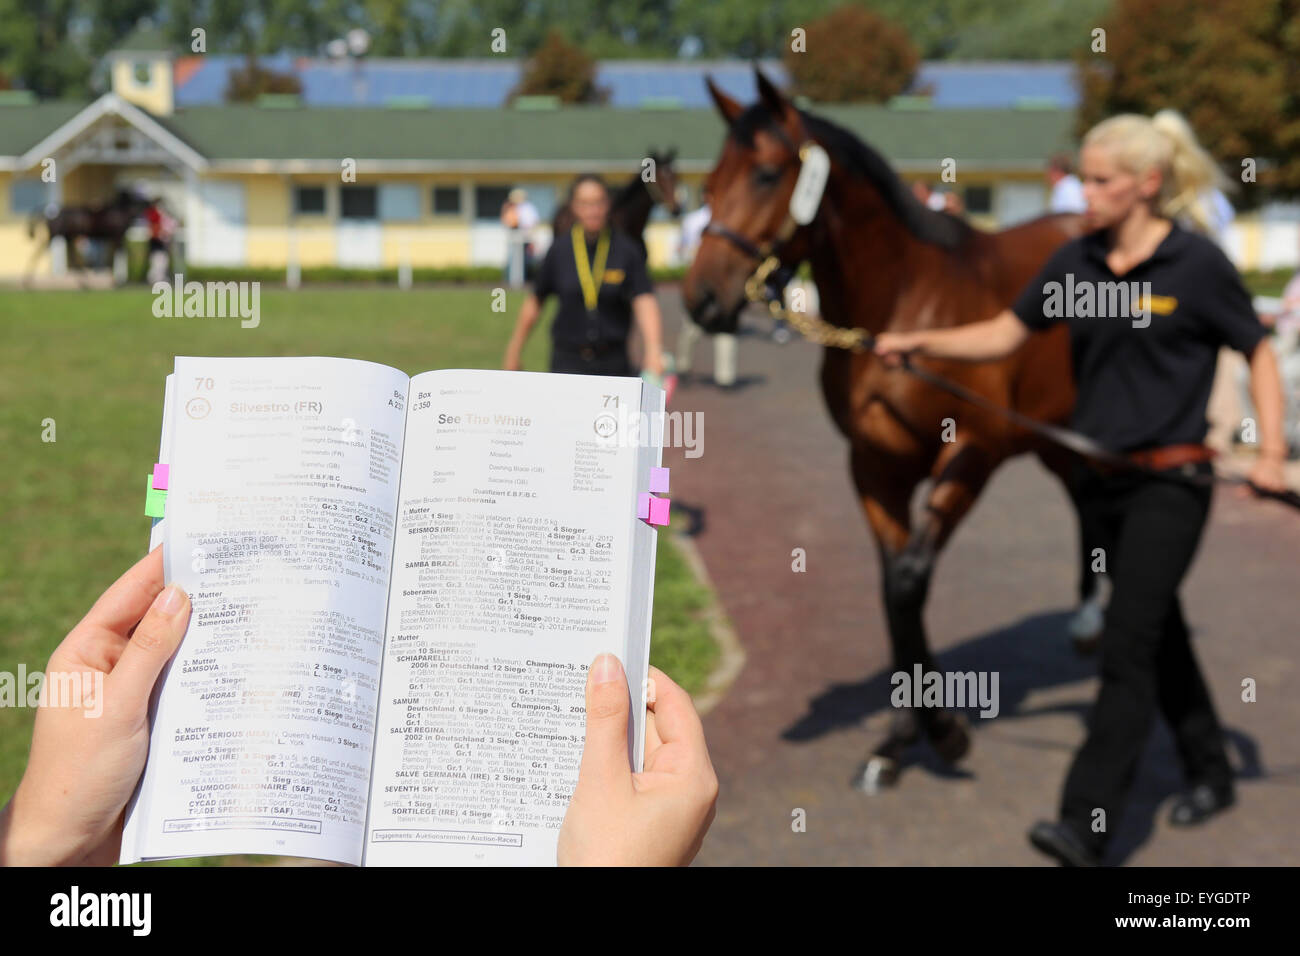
[338,185,382,267]
[193,180,246,265]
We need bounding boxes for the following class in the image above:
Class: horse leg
[1036,447,1105,652]
[850,448,927,793]
[904,440,1005,763]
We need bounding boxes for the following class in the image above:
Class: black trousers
[1060,460,1233,851]
[550,344,635,377]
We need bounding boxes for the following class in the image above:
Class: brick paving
[657,289,1300,866]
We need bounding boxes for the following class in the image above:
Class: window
[474,186,511,221]
[340,185,377,219]
[134,62,152,84]
[378,183,421,221]
[963,185,993,215]
[432,186,461,215]
[9,178,45,215]
[293,186,326,215]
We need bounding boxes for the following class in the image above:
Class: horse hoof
[1068,597,1105,642]
[852,756,899,794]
[928,712,971,764]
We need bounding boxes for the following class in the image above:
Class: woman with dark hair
[875,110,1290,866]
[504,173,665,378]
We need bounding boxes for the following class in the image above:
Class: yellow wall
[111,57,172,116]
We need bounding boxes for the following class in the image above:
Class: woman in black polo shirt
[875,110,1289,866]
[503,173,665,378]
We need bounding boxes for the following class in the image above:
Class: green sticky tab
[145,474,167,518]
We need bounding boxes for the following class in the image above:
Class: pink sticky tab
[648,497,671,526]
[648,467,670,494]
[152,463,170,490]
[637,492,652,520]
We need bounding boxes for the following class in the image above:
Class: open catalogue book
[120,356,665,866]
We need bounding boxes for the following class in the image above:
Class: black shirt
[533,226,653,351]
[1012,223,1266,452]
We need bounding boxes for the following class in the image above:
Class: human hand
[558,654,717,866]
[0,546,190,866]
[1244,453,1289,496]
[872,331,926,368]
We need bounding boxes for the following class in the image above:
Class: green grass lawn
[0,287,719,860]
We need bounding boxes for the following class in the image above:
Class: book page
[363,369,661,866]
[121,356,409,865]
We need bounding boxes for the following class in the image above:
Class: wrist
[0,788,86,867]
[1259,445,1288,462]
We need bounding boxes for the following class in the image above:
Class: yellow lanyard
[571,225,610,312]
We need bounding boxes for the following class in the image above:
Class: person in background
[675,186,739,385]
[500,187,540,283]
[0,547,718,866]
[144,198,178,285]
[876,108,1289,867]
[1047,152,1088,214]
[911,180,965,216]
[503,173,665,379]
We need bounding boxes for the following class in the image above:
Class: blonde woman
[875,110,1289,866]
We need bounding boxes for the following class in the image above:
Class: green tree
[1076,0,1300,195]
[0,0,92,97]
[508,30,607,104]
[224,53,303,101]
[784,5,918,103]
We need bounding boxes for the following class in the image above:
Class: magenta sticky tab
[152,463,169,490]
[648,467,670,494]
[637,492,652,520]
[648,497,671,526]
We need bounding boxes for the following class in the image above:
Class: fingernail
[156,584,187,616]
[591,653,621,685]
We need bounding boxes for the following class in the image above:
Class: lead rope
[739,265,1300,508]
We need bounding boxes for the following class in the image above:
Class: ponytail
[1083,110,1228,234]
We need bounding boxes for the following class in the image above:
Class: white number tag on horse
[789,144,830,225]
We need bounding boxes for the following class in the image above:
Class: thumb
[105,583,190,715]
[576,653,633,792]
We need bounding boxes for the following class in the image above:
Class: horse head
[647,147,682,217]
[684,67,965,335]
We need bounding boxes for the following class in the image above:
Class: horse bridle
[702,133,873,352]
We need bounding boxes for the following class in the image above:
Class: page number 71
[602,395,619,408]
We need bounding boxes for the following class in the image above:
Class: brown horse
[553,148,683,258]
[26,189,152,284]
[683,70,1093,790]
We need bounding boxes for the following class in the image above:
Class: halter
[702,137,872,352]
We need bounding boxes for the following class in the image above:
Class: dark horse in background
[684,70,1094,790]
[553,148,683,257]
[25,189,152,284]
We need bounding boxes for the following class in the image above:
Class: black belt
[556,341,624,360]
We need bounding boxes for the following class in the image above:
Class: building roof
[108,22,174,56]
[0,98,1076,172]
[169,56,1080,110]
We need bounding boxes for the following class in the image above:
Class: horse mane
[731,103,973,251]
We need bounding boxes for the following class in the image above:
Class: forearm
[504,296,541,365]
[912,310,1029,362]
[1248,340,1288,458]
[634,295,665,373]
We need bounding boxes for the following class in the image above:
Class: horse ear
[754,66,791,121]
[705,75,743,125]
